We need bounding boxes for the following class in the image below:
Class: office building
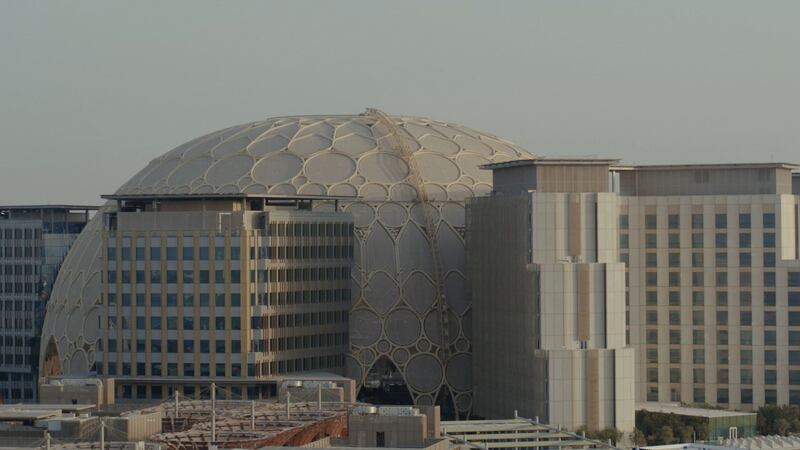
[468,159,634,432]
[0,205,95,402]
[40,111,532,417]
[620,163,800,410]
[96,193,354,399]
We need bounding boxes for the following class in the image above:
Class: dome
[39,111,533,415]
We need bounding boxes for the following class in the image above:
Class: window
[742,389,753,404]
[646,272,657,287]
[789,292,800,306]
[790,272,800,287]
[646,310,658,325]
[669,310,680,325]
[692,272,704,287]
[740,252,752,267]
[692,214,703,229]
[717,311,728,326]
[764,233,776,248]
[645,214,657,229]
[694,389,705,403]
[716,252,727,267]
[715,233,727,248]
[718,388,729,404]
[740,311,752,326]
[668,214,680,229]
[670,368,681,383]
[766,350,777,365]
[716,271,728,287]
[693,311,704,325]
[646,291,658,306]
[764,252,776,267]
[790,311,800,326]
[717,330,728,345]
[765,330,777,346]
[741,330,753,345]
[765,311,777,326]
[694,369,705,384]
[646,234,657,249]
[693,330,704,345]
[741,349,753,365]
[739,213,751,228]
[692,253,704,268]
[766,390,778,404]
[764,212,776,228]
[739,233,751,248]
[718,369,729,384]
[669,252,680,268]
[715,213,727,229]
[791,331,800,346]
[766,370,777,385]
[619,215,629,229]
[669,330,681,345]
[692,233,703,248]
[693,348,704,363]
[620,234,629,249]
[740,291,752,306]
[669,272,680,287]
[692,291,704,306]
[376,432,386,448]
[717,291,728,306]
[646,253,658,268]
[668,234,680,249]
[647,368,658,383]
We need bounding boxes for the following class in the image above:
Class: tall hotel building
[98,193,353,400]
[469,159,800,430]
[620,163,800,410]
[0,205,95,402]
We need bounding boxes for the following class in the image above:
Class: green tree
[630,428,647,446]
[657,425,675,444]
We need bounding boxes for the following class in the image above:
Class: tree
[630,429,647,446]
[657,425,675,445]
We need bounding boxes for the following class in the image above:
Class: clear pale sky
[1,1,799,205]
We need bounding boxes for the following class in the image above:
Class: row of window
[250,310,349,329]
[268,222,353,238]
[108,315,241,331]
[623,212,776,230]
[104,338,241,354]
[109,292,242,308]
[634,251,778,268]
[251,288,350,307]
[642,289,780,307]
[640,270,781,288]
[250,332,348,352]
[0,228,42,240]
[621,232,775,249]
[107,266,351,285]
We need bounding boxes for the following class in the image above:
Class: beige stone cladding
[622,192,800,410]
[469,188,634,432]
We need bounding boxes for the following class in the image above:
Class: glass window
[693,330,704,345]
[766,370,778,385]
[645,214,657,229]
[741,349,753,365]
[766,389,778,404]
[740,252,751,267]
[668,233,680,249]
[739,213,751,228]
[692,253,703,268]
[790,272,800,287]
[694,369,705,384]
[715,213,727,229]
[646,291,658,306]
[740,290,752,306]
[740,311,752,326]
[692,214,703,229]
[183,246,194,260]
[692,291,704,306]
[692,310,704,325]
[668,214,680,229]
[718,350,729,365]
[715,233,727,248]
[739,233,751,248]
[716,252,727,267]
[669,252,680,267]
[646,253,657,268]
[764,291,775,306]
[764,252,776,267]
[669,272,680,287]
[646,234,657,248]
[790,311,800,326]
[716,271,728,287]
[766,351,777,365]
[765,311,777,326]
[692,233,703,248]
[765,271,776,287]
[693,348,704,363]
[790,331,800,345]
[669,291,680,306]
[619,215,629,229]
[717,310,728,326]
[717,330,728,345]
[765,330,776,345]
[717,389,729,404]
[764,233,776,248]
[669,310,680,325]
[791,351,800,365]
[763,212,776,228]
[692,272,703,287]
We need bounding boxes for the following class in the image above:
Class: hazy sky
[2,1,799,205]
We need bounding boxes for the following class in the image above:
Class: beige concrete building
[620,163,800,410]
[468,159,635,432]
[96,193,354,400]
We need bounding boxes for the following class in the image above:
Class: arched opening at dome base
[434,385,457,420]
[357,356,413,406]
[41,337,63,378]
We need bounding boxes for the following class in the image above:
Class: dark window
[739,213,751,228]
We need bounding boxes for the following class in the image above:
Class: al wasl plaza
[0,108,784,437]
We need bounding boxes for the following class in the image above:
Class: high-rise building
[0,205,96,402]
[468,159,634,432]
[96,193,354,400]
[619,163,800,410]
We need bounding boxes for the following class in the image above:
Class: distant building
[637,402,757,441]
[94,193,354,400]
[0,205,95,402]
[468,159,634,432]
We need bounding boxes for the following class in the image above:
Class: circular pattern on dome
[393,348,410,365]
[350,309,382,347]
[248,135,289,157]
[457,154,492,182]
[455,393,472,411]
[329,183,358,197]
[305,152,356,184]
[385,309,421,347]
[252,153,303,185]
[441,203,465,228]
[455,135,494,157]
[403,272,436,314]
[359,153,409,183]
[345,202,375,227]
[424,310,459,345]
[168,157,213,186]
[377,203,408,228]
[360,183,389,201]
[405,354,443,393]
[359,348,376,366]
[376,340,391,354]
[365,272,399,315]
[415,153,460,183]
[334,134,376,156]
[288,134,331,156]
[206,154,253,186]
[446,353,472,391]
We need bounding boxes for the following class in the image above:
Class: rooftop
[102,192,359,201]
[615,162,800,171]
[0,204,98,211]
[481,157,620,170]
[636,402,756,418]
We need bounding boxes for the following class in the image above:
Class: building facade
[468,159,635,432]
[96,194,353,400]
[621,164,800,410]
[0,205,95,402]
